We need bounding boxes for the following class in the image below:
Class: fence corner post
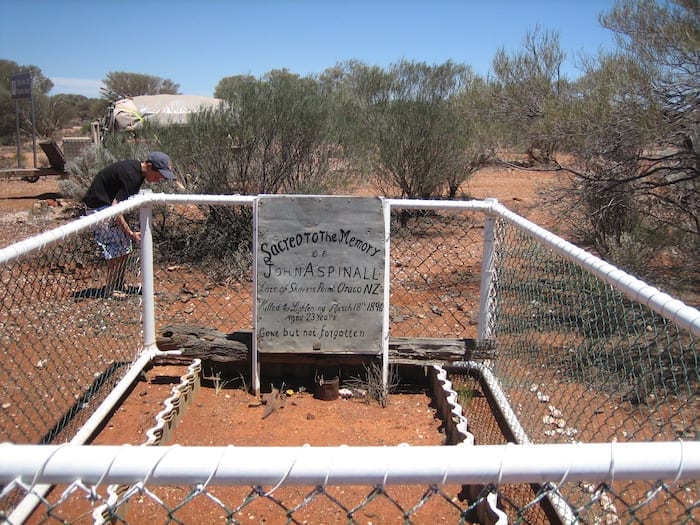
[478,198,498,356]
[140,200,157,351]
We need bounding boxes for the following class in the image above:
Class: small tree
[449,76,497,198]
[165,69,340,196]
[340,60,477,200]
[545,0,698,290]
[33,94,94,138]
[102,71,180,98]
[490,25,567,164]
[213,74,256,101]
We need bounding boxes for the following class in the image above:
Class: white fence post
[252,197,260,396]
[382,198,391,388]
[140,201,156,351]
[478,198,498,344]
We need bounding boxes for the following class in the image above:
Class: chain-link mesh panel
[453,217,699,524]
[0,224,143,446]
[147,203,489,340]
[2,479,500,524]
[148,202,254,335]
[389,209,484,339]
[488,219,697,444]
[0,214,145,518]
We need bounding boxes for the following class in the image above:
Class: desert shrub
[334,60,480,200]
[600,224,662,281]
[151,203,253,283]
[155,71,348,196]
[59,135,153,201]
[343,362,400,408]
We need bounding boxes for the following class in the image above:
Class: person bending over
[82,151,175,297]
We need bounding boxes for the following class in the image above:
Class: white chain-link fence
[0,194,697,524]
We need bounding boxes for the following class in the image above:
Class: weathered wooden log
[155,325,496,365]
[157,325,248,362]
[389,337,496,363]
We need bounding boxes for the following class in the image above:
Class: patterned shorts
[87,207,133,260]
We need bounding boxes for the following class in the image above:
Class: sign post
[10,73,36,169]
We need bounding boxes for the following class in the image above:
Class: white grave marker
[255,196,386,354]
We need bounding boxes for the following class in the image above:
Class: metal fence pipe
[386,198,489,211]
[0,197,143,264]
[140,203,157,350]
[1,441,697,487]
[252,197,261,395]
[141,192,256,206]
[478,198,498,343]
[382,198,392,387]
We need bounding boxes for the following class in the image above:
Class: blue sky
[1,0,619,98]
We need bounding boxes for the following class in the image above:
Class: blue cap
[147,151,175,180]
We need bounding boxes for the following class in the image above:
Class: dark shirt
[82,160,144,209]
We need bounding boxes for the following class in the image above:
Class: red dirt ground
[1,160,558,523]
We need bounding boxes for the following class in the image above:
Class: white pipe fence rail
[0,192,697,524]
[1,441,697,486]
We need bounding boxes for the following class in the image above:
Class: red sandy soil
[2,159,558,524]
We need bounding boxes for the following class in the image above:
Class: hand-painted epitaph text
[255,196,385,353]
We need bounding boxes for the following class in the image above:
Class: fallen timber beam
[155,325,496,365]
